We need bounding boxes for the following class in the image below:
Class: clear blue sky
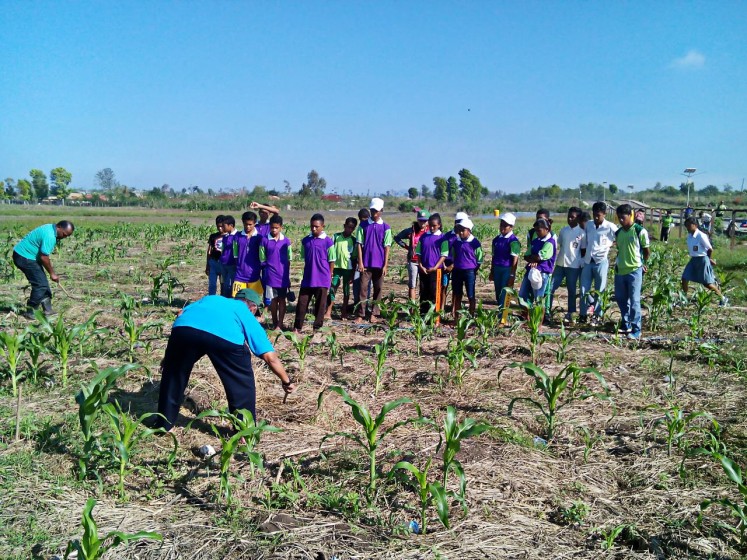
[1,1,745,195]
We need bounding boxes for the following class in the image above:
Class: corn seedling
[38,311,102,387]
[389,458,452,535]
[436,337,478,386]
[554,325,592,364]
[699,454,747,547]
[512,292,546,364]
[437,405,490,499]
[687,288,713,340]
[367,329,397,394]
[377,293,404,331]
[498,362,610,440]
[473,301,501,347]
[0,329,25,396]
[122,313,162,362]
[650,402,709,455]
[321,329,345,366]
[277,330,313,375]
[594,523,634,550]
[21,328,48,383]
[317,385,421,499]
[188,408,281,504]
[75,363,141,478]
[576,425,603,463]
[404,299,438,357]
[64,498,162,560]
[101,401,177,499]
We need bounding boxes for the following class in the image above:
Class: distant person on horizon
[13,220,75,318]
[660,209,673,243]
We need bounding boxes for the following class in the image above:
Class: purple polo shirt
[443,230,458,266]
[356,219,392,269]
[452,237,483,270]
[300,233,335,288]
[528,234,557,275]
[417,231,448,269]
[492,233,520,268]
[256,222,271,238]
[261,235,292,288]
[234,230,262,282]
[220,232,237,265]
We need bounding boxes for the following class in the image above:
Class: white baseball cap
[459,218,474,231]
[500,212,517,226]
[528,268,543,290]
[369,198,384,212]
[455,212,469,222]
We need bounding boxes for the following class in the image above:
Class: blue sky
[1,1,745,195]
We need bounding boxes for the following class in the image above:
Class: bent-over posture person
[13,220,75,318]
[156,290,295,431]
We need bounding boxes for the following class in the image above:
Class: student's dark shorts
[452,269,476,299]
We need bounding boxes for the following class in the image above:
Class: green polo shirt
[14,224,57,261]
[616,225,650,275]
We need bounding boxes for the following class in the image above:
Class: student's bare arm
[250,201,280,214]
[260,351,295,393]
[382,246,390,275]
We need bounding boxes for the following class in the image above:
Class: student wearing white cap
[442,211,469,315]
[489,213,521,310]
[355,198,393,323]
[450,218,483,316]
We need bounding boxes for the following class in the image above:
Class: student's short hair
[592,201,607,214]
[534,218,551,230]
[56,220,74,232]
[269,215,283,226]
[242,211,258,223]
[579,211,591,223]
[215,215,225,223]
[345,217,358,228]
[536,208,550,219]
[429,213,442,225]
[568,206,582,216]
[310,213,325,224]
[358,208,370,220]
[616,204,633,217]
[684,216,699,227]
[223,215,236,226]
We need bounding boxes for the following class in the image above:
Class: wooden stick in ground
[15,384,22,442]
[56,281,80,300]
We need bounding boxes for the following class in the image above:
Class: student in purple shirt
[259,215,293,331]
[250,201,281,238]
[232,211,263,297]
[352,207,370,312]
[416,213,449,314]
[293,214,336,332]
[355,198,393,323]
[206,215,225,296]
[443,211,469,316]
[218,215,237,297]
[451,218,484,317]
[518,218,557,324]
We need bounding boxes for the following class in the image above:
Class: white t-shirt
[687,229,712,257]
[581,219,618,264]
[556,225,584,268]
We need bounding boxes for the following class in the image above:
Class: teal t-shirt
[173,295,274,354]
[14,224,57,261]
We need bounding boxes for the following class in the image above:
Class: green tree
[0,181,4,200]
[30,169,49,200]
[50,167,73,203]
[408,187,419,199]
[421,184,431,198]
[433,177,447,202]
[17,179,32,201]
[608,184,618,195]
[447,176,459,203]
[300,169,326,196]
[458,168,486,202]
[4,178,15,198]
[95,168,117,191]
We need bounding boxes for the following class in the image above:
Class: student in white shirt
[550,207,585,323]
[682,217,728,306]
[579,202,618,326]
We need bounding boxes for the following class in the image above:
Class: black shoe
[40,298,56,316]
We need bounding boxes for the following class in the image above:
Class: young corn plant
[188,408,281,504]
[278,331,313,376]
[64,498,162,560]
[22,328,48,384]
[498,362,610,441]
[650,402,709,456]
[473,301,501,348]
[377,293,404,331]
[38,311,102,387]
[100,401,177,499]
[687,288,713,341]
[436,337,479,387]
[321,329,345,366]
[121,313,162,362]
[0,329,26,396]
[317,385,422,500]
[404,299,438,357]
[389,458,452,535]
[699,454,747,548]
[75,363,141,478]
[509,291,546,364]
[367,329,397,395]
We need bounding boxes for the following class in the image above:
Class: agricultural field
[2,206,747,559]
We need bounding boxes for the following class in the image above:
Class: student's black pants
[13,251,51,308]
[157,326,256,430]
[419,269,442,314]
[660,227,669,242]
[358,268,384,318]
[294,287,328,330]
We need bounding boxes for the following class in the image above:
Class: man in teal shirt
[13,220,74,317]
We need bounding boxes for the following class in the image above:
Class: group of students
[206,198,728,339]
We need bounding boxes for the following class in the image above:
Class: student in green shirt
[325,217,358,320]
[13,220,75,318]
[660,210,674,244]
[614,204,650,340]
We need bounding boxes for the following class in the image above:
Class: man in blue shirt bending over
[155,289,296,431]
[13,220,75,318]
